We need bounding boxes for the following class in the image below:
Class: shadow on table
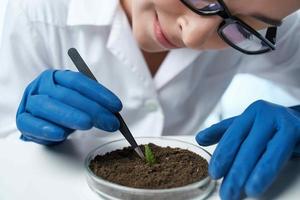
[42,131,123,165]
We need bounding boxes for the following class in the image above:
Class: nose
[177,14,221,49]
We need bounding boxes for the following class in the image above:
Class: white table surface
[0,131,300,200]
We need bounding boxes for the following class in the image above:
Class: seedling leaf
[145,144,156,166]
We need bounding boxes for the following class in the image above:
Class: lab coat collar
[67,0,119,26]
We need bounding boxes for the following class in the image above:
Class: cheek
[202,33,229,50]
[192,32,229,50]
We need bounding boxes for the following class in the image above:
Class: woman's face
[124,0,299,52]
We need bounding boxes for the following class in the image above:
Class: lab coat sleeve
[239,11,300,100]
[0,1,54,137]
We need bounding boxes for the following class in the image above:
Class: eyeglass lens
[185,0,222,12]
[221,23,269,52]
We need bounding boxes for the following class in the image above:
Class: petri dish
[85,137,216,200]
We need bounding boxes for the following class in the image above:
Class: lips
[153,14,178,49]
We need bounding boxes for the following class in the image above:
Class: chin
[140,46,170,53]
[139,41,175,52]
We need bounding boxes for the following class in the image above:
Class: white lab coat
[1,0,300,139]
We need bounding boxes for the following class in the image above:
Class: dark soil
[89,143,208,189]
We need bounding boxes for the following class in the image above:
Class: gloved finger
[219,117,276,200]
[209,109,255,179]
[40,84,120,131]
[17,112,71,142]
[26,94,93,130]
[17,79,39,114]
[245,127,297,197]
[196,117,236,146]
[53,70,122,113]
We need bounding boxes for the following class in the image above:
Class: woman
[1,0,300,199]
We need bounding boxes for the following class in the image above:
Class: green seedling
[144,144,156,166]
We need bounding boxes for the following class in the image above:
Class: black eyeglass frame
[180,0,278,55]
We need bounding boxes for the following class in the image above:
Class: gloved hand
[196,100,300,200]
[17,69,122,145]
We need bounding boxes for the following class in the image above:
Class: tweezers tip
[134,147,145,160]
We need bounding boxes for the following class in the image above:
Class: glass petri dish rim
[84,136,214,195]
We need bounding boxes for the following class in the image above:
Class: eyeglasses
[180,0,278,55]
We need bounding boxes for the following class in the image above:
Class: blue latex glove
[196,100,300,200]
[16,69,122,145]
